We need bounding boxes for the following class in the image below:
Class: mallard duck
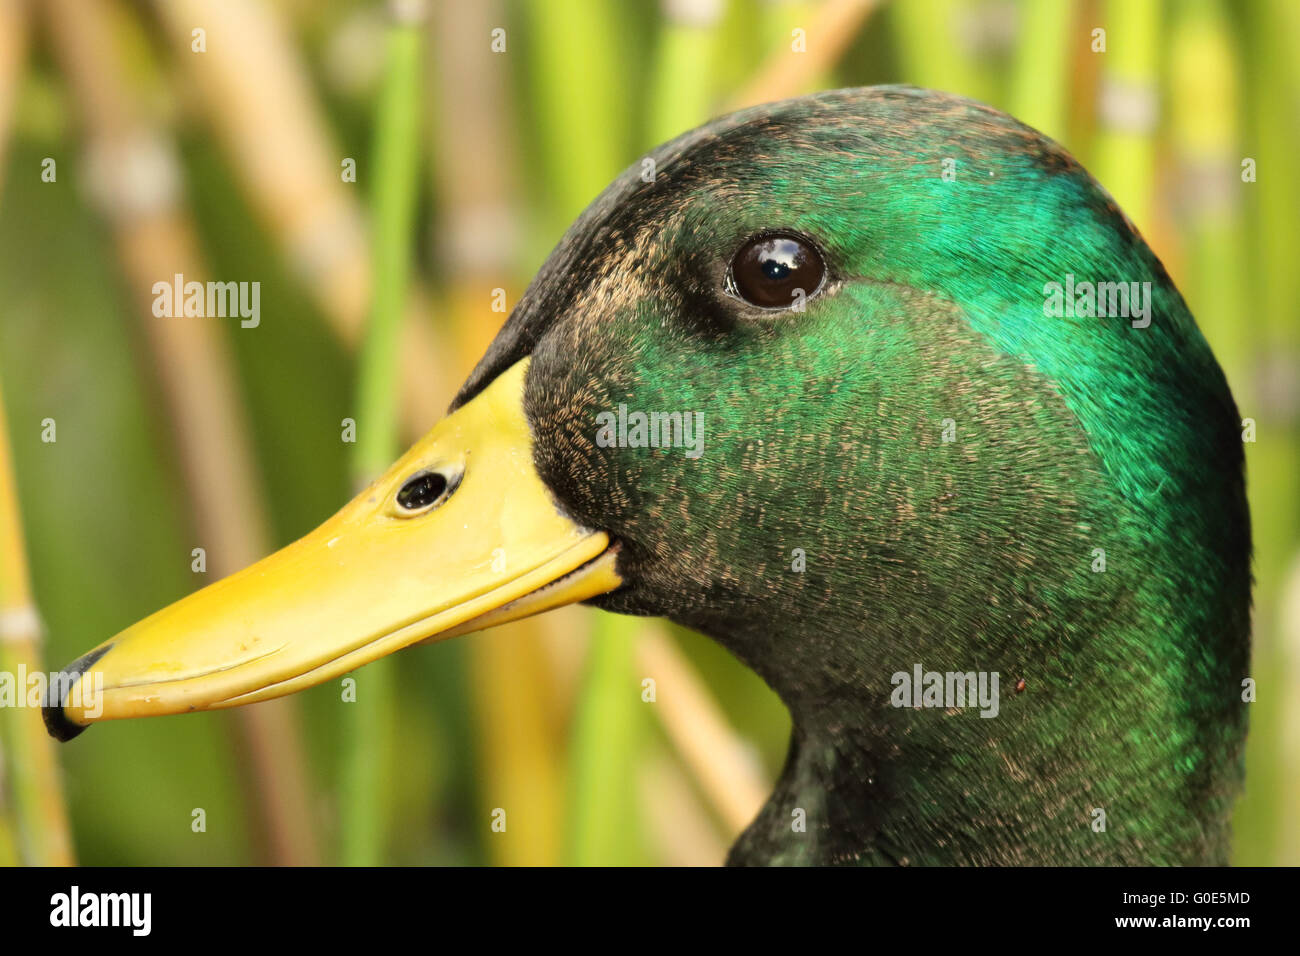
[45,87,1250,866]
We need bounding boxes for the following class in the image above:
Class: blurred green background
[0,0,1296,866]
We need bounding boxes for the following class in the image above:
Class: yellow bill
[44,359,621,740]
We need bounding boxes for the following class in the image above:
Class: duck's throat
[726,706,1082,866]
[721,613,1246,867]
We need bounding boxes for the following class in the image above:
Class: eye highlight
[396,470,452,514]
[726,232,826,310]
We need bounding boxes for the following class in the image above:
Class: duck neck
[721,592,1246,866]
[725,692,1078,866]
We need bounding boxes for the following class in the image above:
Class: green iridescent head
[456,86,1250,864]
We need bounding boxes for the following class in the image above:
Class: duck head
[46,87,1250,865]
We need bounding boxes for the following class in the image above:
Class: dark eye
[396,470,449,512]
[727,232,826,309]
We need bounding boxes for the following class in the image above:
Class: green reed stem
[340,9,424,867]
[1007,0,1073,141]
[1089,0,1160,230]
[891,0,995,105]
[520,0,646,865]
[0,380,75,865]
[1231,0,1300,865]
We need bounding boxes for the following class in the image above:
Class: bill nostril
[395,466,461,514]
[397,471,447,510]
